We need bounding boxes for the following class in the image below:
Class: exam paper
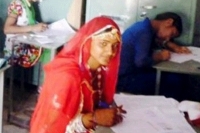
[169,52,194,63]
[112,94,196,133]
[189,46,200,63]
[34,37,54,44]
[35,18,75,36]
[170,46,200,63]
[33,19,76,44]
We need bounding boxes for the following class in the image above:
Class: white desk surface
[10,34,74,50]
[153,60,200,95]
[153,60,200,75]
[10,33,75,60]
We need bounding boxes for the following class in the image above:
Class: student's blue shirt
[117,18,190,98]
[117,18,156,93]
[119,18,155,76]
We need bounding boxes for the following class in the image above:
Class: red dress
[30,16,121,133]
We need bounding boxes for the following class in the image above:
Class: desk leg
[0,71,5,132]
[155,70,161,95]
[8,39,15,122]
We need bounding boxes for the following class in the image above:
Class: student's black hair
[154,12,182,36]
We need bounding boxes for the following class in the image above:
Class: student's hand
[173,46,191,54]
[31,23,48,32]
[153,49,171,62]
[94,105,126,127]
[159,50,171,61]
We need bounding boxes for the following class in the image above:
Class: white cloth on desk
[178,100,200,122]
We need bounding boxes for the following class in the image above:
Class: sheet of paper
[36,18,75,36]
[169,52,194,63]
[32,18,76,44]
[112,107,177,133]
[193,58,200,63]
[34,37,54,44]
[114,94,178,110]
[170,46,200,63]
[188,46,200,55]
[111,94,196,133]
[188,46,200,63]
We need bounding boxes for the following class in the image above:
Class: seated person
[117,12,190,99]
[30,16,126,133]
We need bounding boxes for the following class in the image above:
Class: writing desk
[94,93,199,133]
[0,65,10,132]
[10,34,73,60]
[95,122,200,133]
[153,60,200,95]
[10,33,75,85]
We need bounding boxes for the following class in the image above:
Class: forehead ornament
[95,28,120,42]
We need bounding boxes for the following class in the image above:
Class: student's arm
[165,41,191,54]
[133,30,170,66]
[4,13,48,34]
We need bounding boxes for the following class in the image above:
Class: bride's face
[89,28,120,68]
